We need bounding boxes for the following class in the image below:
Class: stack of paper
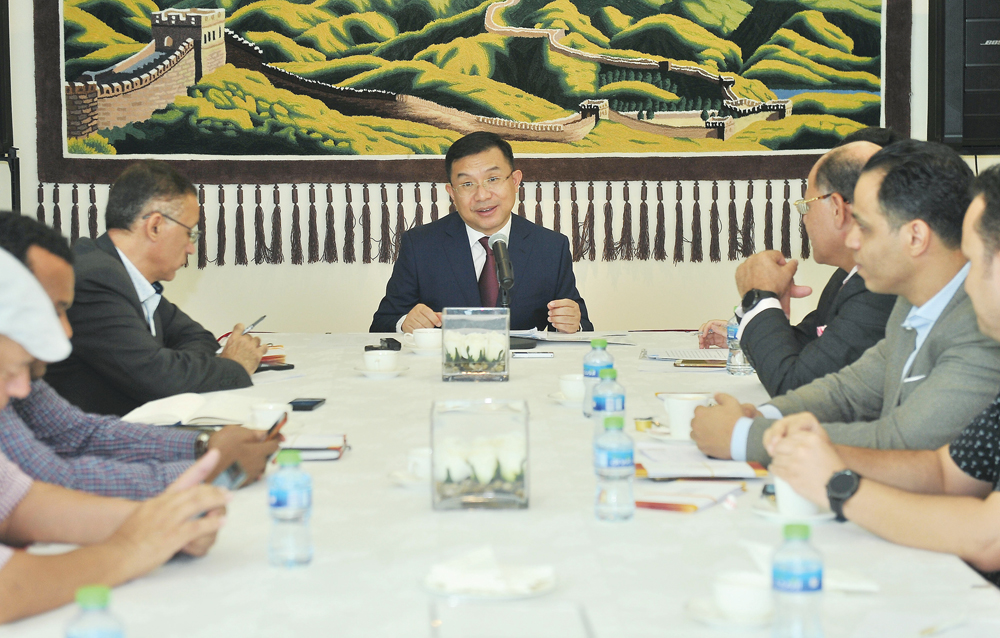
[281,434,347,461]
[634,480,745,513]
[634,441,766,480]
[640,348,727,361]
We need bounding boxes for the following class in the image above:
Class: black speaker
[928,0,1000,153]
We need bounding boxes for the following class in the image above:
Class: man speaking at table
[698,141,896,397]
[45,161,267,416]
[370,132,593,334]
[691,140,1000,464]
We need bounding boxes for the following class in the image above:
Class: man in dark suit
[370,132,592,334]
[45,161,267,416]
[699,141,896,396]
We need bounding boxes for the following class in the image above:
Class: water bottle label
[773,567,823,593]
[727,322,738,339]
[269,487,311,510]
[584,362,612,378]
[593,395,624,411]
[595,448,633,468]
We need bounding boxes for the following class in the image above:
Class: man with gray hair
[0,248,228,623]
[699,141,896,397]
[45,160,266,416]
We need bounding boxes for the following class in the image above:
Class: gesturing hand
[207,425,280,486]
[547,299,581,333]
[402,304,442,333]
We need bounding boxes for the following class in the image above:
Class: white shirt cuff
[730,417,754,461]
[395,315,406,333]
[758,404,783,420]
[735,298,784,341]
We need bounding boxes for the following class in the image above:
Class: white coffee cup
[251,402,291,431]
[657,393,713,440]
[364,349,400,371]
[404,328,442,349]
[559,373,585,400]
[773,476,819,517]
[407,447,432,479]
[712,570,772,620]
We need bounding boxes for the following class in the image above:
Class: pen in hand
[216,315,267,354]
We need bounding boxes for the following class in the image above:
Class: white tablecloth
[6,332,1000,637]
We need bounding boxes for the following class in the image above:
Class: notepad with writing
[281,434,347,461]
[122,393,250,426]
[634,480,746,513]
[634,441,767,480]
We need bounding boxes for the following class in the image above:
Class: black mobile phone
[290,398,326,411]
[256,362,295,372]
[211,460,247,490]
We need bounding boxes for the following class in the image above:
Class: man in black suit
[370,132,592,334]
[45,161,267,416]
[699,141,896,396]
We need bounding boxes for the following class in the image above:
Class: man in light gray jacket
[690,140,1000,465]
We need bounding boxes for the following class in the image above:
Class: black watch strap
[827,469,862,522]
[741,289,779,315]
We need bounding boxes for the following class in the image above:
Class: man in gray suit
[45,161,267,416]
[691,140,1000,465]
[763,165,1000,586]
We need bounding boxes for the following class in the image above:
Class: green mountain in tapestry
[62,0,883,156]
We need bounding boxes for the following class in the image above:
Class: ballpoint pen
[216,315,267,353]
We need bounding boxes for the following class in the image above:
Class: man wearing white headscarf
[0,248,229,624]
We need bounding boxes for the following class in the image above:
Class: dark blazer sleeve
[370,231,420,332]
[551,232,593,332]
[740,272,896,397]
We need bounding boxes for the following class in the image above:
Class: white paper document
[635,441,765,479]
[640,348,727,361]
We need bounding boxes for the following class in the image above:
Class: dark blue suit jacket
[370,213,593,332]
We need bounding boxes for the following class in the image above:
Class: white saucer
[686,596,771,629]
[548,391,583,407]
[425,576,556,601]
[752,499,835,525]
[406,345,440,356]
[388,470,429,489]
[355,366,408,379]
[644,425,689,442]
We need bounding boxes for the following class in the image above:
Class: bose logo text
[983,40,1000,46]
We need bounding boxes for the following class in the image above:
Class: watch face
[829,471,858,497]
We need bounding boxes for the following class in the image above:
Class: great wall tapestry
[36,0,910,184]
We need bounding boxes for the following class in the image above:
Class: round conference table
[5,332,1000,638]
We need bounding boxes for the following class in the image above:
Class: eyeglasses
[793,192,837,216]
[452,173,514,196]
[144,211,201,244]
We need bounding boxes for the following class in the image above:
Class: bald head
[814,141,882,203]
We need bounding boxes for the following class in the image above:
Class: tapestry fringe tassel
[34,179,807,269]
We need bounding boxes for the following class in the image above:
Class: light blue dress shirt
[729,262,971,461]
[116,248,162,337]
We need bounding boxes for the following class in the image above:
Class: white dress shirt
[116,248,161,337]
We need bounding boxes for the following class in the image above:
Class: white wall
[2,1,997,334]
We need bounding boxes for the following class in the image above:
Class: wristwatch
[741,289,779,315]
[826,469,862,522]
[194,429,213,458]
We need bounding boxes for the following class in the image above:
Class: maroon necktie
[478,236,498,307]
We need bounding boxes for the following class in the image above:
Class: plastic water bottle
[591,367,625,437]
[772,524,824,638]
[66,585,124,638]
[268,450,313,566]
[583,338,614,417]
[594,416,635,521]
[726,311,754,375]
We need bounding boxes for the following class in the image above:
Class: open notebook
[122,393,251,426]
[634,441,767,480]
